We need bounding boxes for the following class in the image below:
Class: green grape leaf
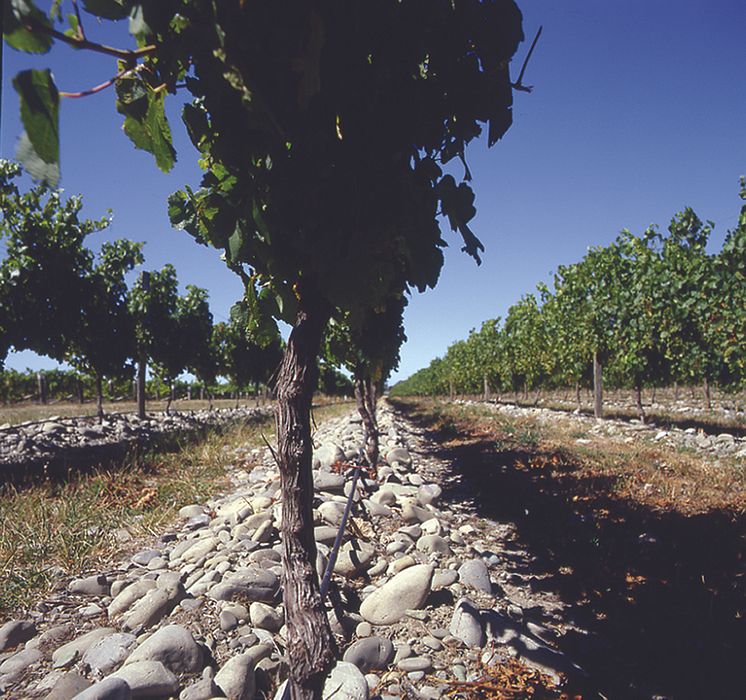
[12,69,59,181]
[117,80,176,172]
[81,0,131,20]
[15,131,60,185]
[3,0,53,53]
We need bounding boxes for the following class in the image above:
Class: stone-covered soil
[0,403,585,700]
[0,407,272,484]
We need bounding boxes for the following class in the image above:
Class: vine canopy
[5,0,526,337]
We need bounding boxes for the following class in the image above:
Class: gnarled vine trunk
[354,375,379,467]
[635,381,646,423]
[276,294,335,700]
[95,374,104,421]
[137,357,146,419]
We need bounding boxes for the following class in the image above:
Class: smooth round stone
[110,660,178,697]
[319,501,347,526]
[334,541,375,578]
[364,500,392,517]
[52,628,118,669]
[208,567,278,603]
[370,490,396,507]
[386,541,409,555]
[398,525,422,539]
[359,565,434,625]
[449,598,485,648]
[69,574,110,596]
[390,555,416,574]
[343,637,395,672]
[322,661,369,700]
[186,514,211,530]
[81,632,137,675]
[365,673,380,693]
[385,447,412,466]
[421,635,443,651]
[220,611,239,632]
[313,444,346,471]
[407,474,424,486]
[180,536,219,563]
[250,496,273,511]
[313,472,347,494]
[42,671,92,700]
[125,624,202,674]
[248,549,281,566]
[449,531,465,545]
[0,620,37,651]
[131,549,162,567]
[397,656,432,673]
[355,622,372,638]
[457,559,492,594]
[146,556,168,571]
[80,603,104,617]
[179,504,204,519]
[420,518,442,536]
[367,560,387,578]
[249,602,283,633]
[0,647,43,676]
[416,535,451,555]
[432,569,459,589]
[70,677,131,700]
[215,651,257,700]
[401,503,432,524]
[417,484,442,506]
[314,526,339,544]
[393,644,412,663]
[180,670,220,700]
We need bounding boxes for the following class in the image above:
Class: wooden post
[593,351,603,418]
[137,271,150,419]
[37,371,47,405]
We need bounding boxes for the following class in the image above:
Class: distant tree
[324,295,407,465]
[128,265,180,416]
[0,159,109,367]
[68,239,145,418]
[713,181,746,391]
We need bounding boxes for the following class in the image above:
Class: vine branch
[59,64,145,99]
[512,25,543,93]
[25,16,156,61]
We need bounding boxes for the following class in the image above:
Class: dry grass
[406,399,746,516]
[0,400,353,617]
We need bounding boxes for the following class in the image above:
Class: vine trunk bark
[635,381,646,423]
[276,294,335,700]
[355,375,379,467]
[95,374,104,421]
[137,357,146,419]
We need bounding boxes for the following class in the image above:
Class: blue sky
[2,1,745,382]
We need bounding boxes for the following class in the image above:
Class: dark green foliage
[393,185,746,398]
[0,159,108,365]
